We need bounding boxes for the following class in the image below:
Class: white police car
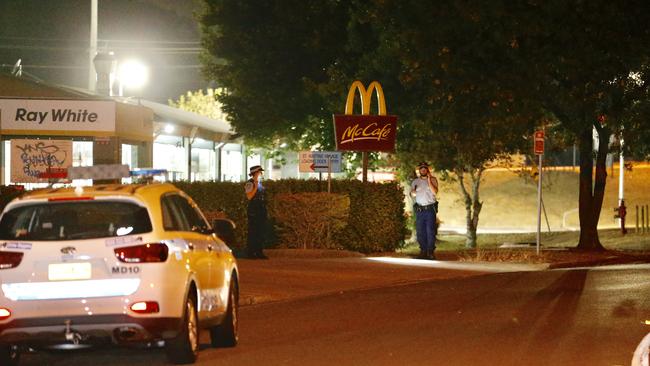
[0,183,239,364]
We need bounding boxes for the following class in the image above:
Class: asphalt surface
[16,258,650,365]
[236,256,533,305]
[214,266,650,366]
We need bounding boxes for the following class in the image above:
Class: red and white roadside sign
[534,130,545,155]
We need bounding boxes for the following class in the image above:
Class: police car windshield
[0,201,152,241]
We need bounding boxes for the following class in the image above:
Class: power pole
[89,0,98,91]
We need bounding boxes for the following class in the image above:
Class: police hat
[249,165,264,176]
[417,162,430,169]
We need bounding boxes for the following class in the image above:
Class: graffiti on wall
[10,139,72,183]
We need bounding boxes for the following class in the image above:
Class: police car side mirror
[213,218,236,246]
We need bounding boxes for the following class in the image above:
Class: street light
[117,59,149,95]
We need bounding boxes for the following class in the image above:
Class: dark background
[0,0,207,102]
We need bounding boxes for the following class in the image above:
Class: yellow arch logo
[345,81,387,116]
[333,80,396,152]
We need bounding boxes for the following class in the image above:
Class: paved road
[19,264,650,365]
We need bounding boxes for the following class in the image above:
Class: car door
[167,194,220,315]
[160,194,209,305]
[185,199,230,315]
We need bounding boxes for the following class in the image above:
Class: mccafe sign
[333,81,397,152]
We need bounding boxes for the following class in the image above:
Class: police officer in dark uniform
[245,165,268,259]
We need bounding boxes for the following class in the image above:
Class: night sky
[0,0,207,103]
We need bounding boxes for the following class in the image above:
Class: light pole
[88,0,98,91]
[92,51,116,96]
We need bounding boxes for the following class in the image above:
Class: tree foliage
[337,1,543,246]
[199,0,349,148]
[169,88,227,120]
[199,0,650,249]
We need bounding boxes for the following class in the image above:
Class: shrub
[269,192,350,249]
[173,181,248,248]
[174,179,407,253]
[0,186,24,212]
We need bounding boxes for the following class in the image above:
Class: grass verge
[398,229,650,264]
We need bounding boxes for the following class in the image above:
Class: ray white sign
[0,99,116,132]
[11,139,73,183]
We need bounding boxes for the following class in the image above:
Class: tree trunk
[576,123,608,251]
[457,168,483,248]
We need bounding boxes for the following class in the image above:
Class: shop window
[153,141,187,181]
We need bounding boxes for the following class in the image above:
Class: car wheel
[210,279,239,348]
[166,294,199,364]
[0,344,19,366]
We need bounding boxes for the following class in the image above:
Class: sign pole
[362,152,368,183]
[328,156,332,194]
[536,153,543,255]
[533,130,545,255]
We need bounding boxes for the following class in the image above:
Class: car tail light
[114,243,168,263]
[0,251,23,269]
[0,308,10,320]
[130,301,159,314]
[48,196,94,202]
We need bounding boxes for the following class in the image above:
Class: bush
[0,186,24,212]
[173,181,247,248]
[174,179,407,253]
[270,192,350,249]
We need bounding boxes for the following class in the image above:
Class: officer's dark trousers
[247,204,267,256]
[416,209,437,254]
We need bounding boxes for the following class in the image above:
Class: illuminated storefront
[0,73,252,186]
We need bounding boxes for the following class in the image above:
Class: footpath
[237,249,650,306]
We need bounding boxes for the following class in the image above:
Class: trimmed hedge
[174,179,407,253]
[0,186,24,212]
[270,192,350,249]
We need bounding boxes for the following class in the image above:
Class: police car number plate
[48,263,92,281]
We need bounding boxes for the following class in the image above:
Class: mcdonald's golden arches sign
[333,81,398,152]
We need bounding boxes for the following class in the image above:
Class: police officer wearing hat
[245,165,268,259]
[410,162,439,259]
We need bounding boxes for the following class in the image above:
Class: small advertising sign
[11,139,72,183]
[299,151,342,173]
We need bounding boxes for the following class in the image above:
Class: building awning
[137,99,232,135]
[0,73,234,143]
[0,74,154,142]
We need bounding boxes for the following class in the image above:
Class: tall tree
[354,0,650,248]
[340,1,541,247]
[503,0,650,250]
